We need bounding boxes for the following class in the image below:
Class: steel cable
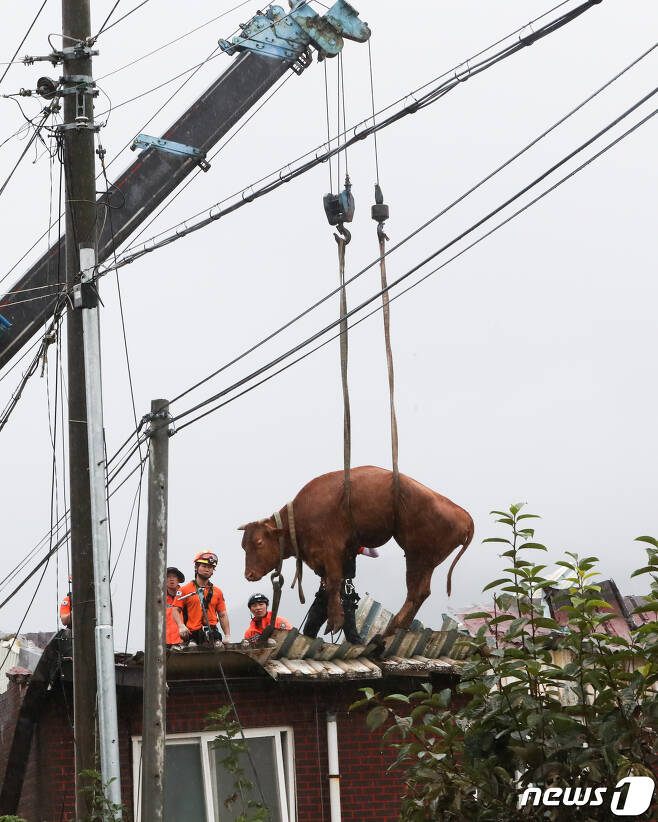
[171,106,658,435]
[167,88,657,429]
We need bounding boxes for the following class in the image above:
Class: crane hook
[334,222,351,245]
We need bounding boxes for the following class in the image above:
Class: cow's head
[238,519,284,581]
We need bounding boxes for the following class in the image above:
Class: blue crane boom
[0,1,370,371]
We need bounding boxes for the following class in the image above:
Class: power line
[2,35,653,411]
[109,0,591,254]
[172,105,658,435]
[98,139,143,460]
[0,312,62,434]
[167,88,657,429]
[122,449,146,654]
[0,0,49,90]
[114,68,296,255]
[149,43,657,414]
[102,43,222,175]
[97,1,328,173]
[0,103,57,201]
[99,0,609,275]
[0,450,148,612]
[0,0,607,290]
[0,336,42,385]
[94,0,253,83]
[4,102,654,612]
[92,0,151,42]
[94,50,225,118]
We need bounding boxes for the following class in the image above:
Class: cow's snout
[245,570,262,582]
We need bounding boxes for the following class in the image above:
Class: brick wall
[2,673,457,822]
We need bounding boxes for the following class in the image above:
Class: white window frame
[132,725,296,822]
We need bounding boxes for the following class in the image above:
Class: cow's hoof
[366,633,386,657]
[326,617,344,634]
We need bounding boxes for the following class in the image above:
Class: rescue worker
[60,575,72,627]
[173,551,231,646]
[303,546,378,645]
[166,566,185,647]
[244,593,292,642]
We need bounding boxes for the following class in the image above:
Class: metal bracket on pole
[131,134,211,171]
[219,0,370,64]
[56,121,101,132]
[23,44,99,66]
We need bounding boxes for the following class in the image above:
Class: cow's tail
[446,522,474,597]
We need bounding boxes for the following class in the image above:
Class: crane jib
[0,0,371,373]
[0,50,289,371]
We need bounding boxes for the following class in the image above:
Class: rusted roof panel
[116,596,475,682]
[379,655,456,677]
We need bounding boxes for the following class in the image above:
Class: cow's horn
[237,524,248,531]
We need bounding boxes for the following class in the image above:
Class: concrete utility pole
[61,0,122,815]
[61,0,98,816]
[141,400,171,822]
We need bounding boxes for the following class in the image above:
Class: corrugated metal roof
[116,595,474,682]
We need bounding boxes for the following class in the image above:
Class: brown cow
[239,466,473,637]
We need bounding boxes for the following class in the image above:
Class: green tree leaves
[352,507,658,821]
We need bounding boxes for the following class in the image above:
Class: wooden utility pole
[141,399,171,822]
[62,0,122,815]
[61,0,99,816]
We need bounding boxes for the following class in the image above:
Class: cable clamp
[143,409,175,436]
[56,121,102,133]
[57,85,99,98]
[23,45,99,66]
[59,44,100,62]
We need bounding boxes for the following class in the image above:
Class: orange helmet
[194,551,218,567]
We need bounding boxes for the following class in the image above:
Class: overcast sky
[1,0,657,649]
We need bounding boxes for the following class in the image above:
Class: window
[132,727,296,822]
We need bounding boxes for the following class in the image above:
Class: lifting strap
[335,225,353,513]
[372,184,400,506]
[257,505,306,645]
[258,549,283,646]
[286,501,305,604]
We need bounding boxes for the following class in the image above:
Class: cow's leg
[325,576,344,633]
[386,557,434,635]
[322,551,346,634]
[303,587,328,638]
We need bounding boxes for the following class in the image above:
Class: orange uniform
[244,612,291,641]
[175,581,226,631]
[60,594,71,625]
[166,591,182,644]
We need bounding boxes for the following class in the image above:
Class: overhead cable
[4,103,655,608]
[0,0,49,90]
[0,450,148,612]
[94,0,253,82]
[97,0,615,275]
[167,87,657,428]
[112,68,296,255]
[172,104,658,434]
[0,103,56,201]
[0,0,613,289]
[155,43,658,411]
[0,311,62,434]
[92,0,151,43]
